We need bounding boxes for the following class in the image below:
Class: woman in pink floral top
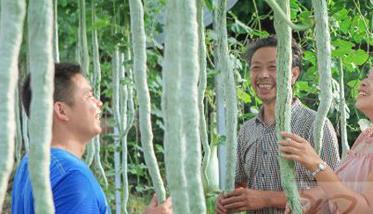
[280,67,373,214]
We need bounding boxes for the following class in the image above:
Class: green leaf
[332,39,354,50]
[303,51,316,65]
[237,88,251,103]
[91,17,111,30]
[345,49,369,65]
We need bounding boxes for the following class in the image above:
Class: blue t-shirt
[12,148,110,214]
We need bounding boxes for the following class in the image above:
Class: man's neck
[262,102,276,126]
[51,130,88,158]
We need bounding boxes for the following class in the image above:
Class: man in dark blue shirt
[12,63,172,214]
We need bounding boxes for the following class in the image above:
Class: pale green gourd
[27,0,55,212]
[91,3,108,187]
[311,0,333,155]
[162,0,190,212]
[273,0,302,212]
[0,0,25,209]
[338,59,350,159]
[53,0,59,62]
[180,0,206,212]
[128,0,166,203]
[216,0,238,193]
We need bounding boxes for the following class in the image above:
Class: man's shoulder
[294,103,317,117]
[50,149,90,182]
[293,103,334,127]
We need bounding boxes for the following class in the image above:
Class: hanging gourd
[0,0,26,209]
[338,59,350,158]
[197,0,212,191]
[272,0,302,212]
[162,0,190,212]
[79,0,95,165]
[53,0,59,62]
[213,0,227,190]
[216,0,238,193]
[15,88,23,166]
[27,0,55,212]
[128,0,166,204]
[112,48,123,214]
[91,2,108,187]
[179,0,206,212]
[311,0,333,155]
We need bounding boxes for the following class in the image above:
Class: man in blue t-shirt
[12,63,172,214]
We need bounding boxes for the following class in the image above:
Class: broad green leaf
[237,88,251,103]
[345,49,369,65]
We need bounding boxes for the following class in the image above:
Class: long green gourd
[53,0,59,62]
[15,88,23,166]
[197,0,211,191]
[162,0,190,212]
[338,59,349,158]
[311,0,333,155]
[112,48,123,214]
[128,0,166,203]
[216,0,238,193]
[273,0,302,213]
[122,50,135,214]
[113,127,122,214]
[79,0,94,165]
[213,0,227,190]
[27,0,55,212]
[0,0,25,209]
[206,112,220,213]
[78,0,89,76]
[119,52,129,214]
[124,50,135,137]
[91,3,108,187]
[22,108,30,153]
[180,0,206,212]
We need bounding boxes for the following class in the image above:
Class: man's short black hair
[22,63,83,117]
[244,35,303,72]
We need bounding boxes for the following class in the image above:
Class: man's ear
[53,102,69,121]
[291,66,300,85]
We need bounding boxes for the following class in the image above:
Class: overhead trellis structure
[0,0,26,210]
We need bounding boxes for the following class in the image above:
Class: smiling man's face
[65,74,103,139]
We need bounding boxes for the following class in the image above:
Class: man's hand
[143,195,173,214]
[215,187,269,213]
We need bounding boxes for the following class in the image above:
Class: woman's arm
[279,132,373,213]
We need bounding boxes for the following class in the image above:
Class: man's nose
[96,99,103,109]
[258,69,270,78]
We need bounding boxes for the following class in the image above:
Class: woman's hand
[279,132,323,171]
